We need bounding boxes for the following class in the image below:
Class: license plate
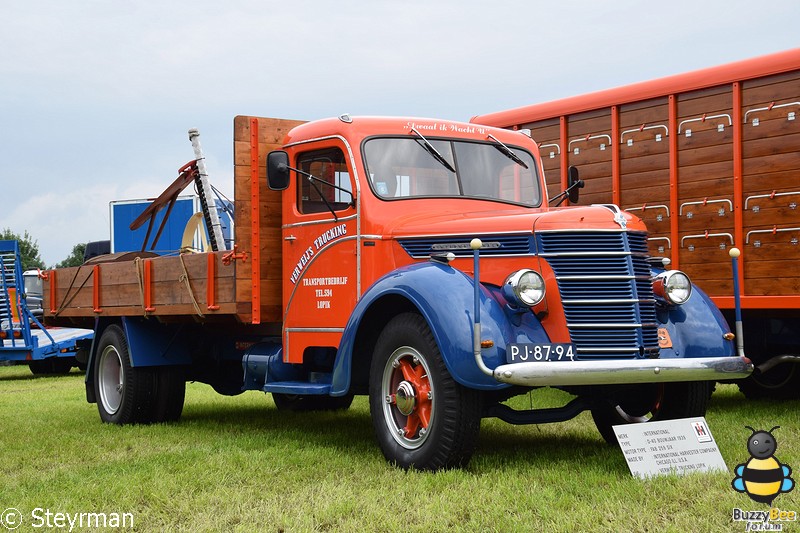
[507,343,575,363]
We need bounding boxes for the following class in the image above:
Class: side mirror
[267,151,291,191]
[567,166,584,204]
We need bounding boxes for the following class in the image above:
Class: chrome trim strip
[575,347,640,353]
[562,299,655,305]
[492,356,753,387]
[556,275,650,281]
[567,323,642,328]
[285,327,345,333]
[535,229,632,233]
[283,213,358,229]
[394,230,532,240]
[405,252,537,259]
[538,252,642,257]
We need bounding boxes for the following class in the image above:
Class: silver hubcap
[395,381,416,416]
[98,345,124,415]
[381,346,434,450]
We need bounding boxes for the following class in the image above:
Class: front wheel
[369,313,482,470]
[591,381,711,444]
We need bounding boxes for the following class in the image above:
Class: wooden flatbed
[44,116,305,328]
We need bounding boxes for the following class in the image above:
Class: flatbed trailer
[472,48,800,398]
[1,240,92,374]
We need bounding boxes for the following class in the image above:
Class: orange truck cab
[46,114,752,470]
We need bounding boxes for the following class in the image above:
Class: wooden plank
[742,130,800,158]
[233,116,305,324]
[619,151,669,175]
[52,302,239,318]
[741,71,800,103]
[44,252,242,320]
[676,85,732,116]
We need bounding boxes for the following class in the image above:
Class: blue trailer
[0,240,93,374]
[110,196,233,255]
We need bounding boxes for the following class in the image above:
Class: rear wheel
[93,325,185,424]
[150,365,186,422]
[94,325,156,424]
[737,359,800,400]
[369,313,482,470]
[591,381,711,444]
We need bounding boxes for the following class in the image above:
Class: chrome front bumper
[491,356,753,387]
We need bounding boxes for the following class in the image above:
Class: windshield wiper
[487,134,528,169]
[290,166,353,221]
[409,127,456,173]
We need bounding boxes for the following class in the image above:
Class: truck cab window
[296,147,353,215]
[364,137,541,207]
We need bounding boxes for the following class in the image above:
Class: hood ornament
[596,204,628,229]
[614,210,627,229]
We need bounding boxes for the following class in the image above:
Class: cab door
[282,142,359,363]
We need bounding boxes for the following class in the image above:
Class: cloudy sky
[1,1,797,265]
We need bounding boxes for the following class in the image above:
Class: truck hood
[387,204,647,238]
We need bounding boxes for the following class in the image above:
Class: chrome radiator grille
[537,231,659,360]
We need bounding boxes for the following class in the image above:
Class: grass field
[1,364,798,532]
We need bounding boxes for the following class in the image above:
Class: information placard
[613,417,728,478]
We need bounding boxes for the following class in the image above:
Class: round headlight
[653,270,692,305]
[503,269,545,308]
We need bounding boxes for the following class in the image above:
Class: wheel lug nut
[392,360,400,368]
[427,391,433,400]
[396,428,405,436]
[419,428,427,436]
[412,356,419,364]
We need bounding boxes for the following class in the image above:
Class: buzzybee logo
[732,426,794,505]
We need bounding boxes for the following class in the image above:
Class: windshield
[363,137,541,207]
[24,274,42,297]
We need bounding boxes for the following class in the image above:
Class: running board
[262,382,332,395]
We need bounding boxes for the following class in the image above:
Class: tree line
[1,228,85,270]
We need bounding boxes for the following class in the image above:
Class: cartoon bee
[732,426,794,505]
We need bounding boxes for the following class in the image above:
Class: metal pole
[471,238,493,376]
[729,247,745,357]
[188,128,226,251]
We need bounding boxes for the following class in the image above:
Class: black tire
[150,365,186,423]
[93,325,156,424]
[737,360,800,400]
[29,358,73,375]
[51,357,75,374]
[29,359,53,375]
[369,312,482,470]
[272,393,354,412]
[592,381,711,444]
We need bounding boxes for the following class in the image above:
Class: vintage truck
[472,48,800,399]
[44,115,752,469]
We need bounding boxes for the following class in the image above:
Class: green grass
[1,365,799,532]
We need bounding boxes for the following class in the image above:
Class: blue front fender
[331,262,550,394]
[657,282,735,358]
